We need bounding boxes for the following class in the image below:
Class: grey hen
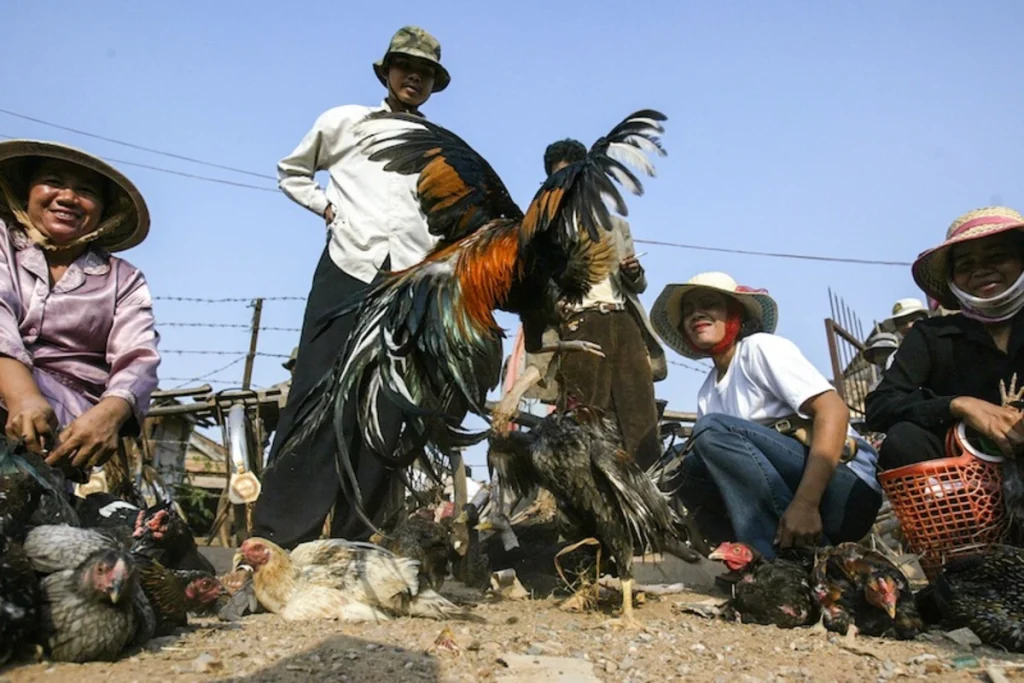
[39,548,147,662]
[25,524,155,656]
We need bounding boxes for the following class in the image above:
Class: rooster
[708,542,817,628]
[272,109,668,531]
[487,405,679,627]
[239,536,478,623]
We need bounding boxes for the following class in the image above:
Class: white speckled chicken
[240,537,477,623]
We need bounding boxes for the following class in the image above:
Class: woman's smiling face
[951,232,1024,299]
[25,159,107,246]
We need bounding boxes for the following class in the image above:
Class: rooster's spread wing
[358,112,524,244]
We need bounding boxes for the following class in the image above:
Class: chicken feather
[241,537,476,623]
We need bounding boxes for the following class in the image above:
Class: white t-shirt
[695,333,880,491]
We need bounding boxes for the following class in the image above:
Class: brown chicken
[240,537,476,623]
[133,553,225,635]
[811,542,923,639]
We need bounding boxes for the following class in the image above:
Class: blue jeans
[676,413,882,559]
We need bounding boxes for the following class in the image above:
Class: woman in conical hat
[866,206,1024,469]
[0,139,160,476]
[651,272,881,560]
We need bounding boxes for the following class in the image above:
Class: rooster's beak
[474,519,494,532]
[885,603,896,620]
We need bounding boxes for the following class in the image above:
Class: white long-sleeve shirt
[277,100,439,283]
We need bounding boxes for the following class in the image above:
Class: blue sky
[4,1,1023,472]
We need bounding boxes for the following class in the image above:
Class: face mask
[949,268,1024,323]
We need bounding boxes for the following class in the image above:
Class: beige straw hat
[912,206,1024,310]
[651,271,779,360]
[0,139,149,252]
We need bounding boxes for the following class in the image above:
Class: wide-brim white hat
[651,271,779,360]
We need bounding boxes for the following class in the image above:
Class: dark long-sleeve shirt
[865,311,1024,435]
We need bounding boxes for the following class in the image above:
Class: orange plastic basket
[877,424,1009,581]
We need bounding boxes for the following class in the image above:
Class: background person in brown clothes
[543,139,667,470]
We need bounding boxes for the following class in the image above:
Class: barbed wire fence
[152,295,307,392]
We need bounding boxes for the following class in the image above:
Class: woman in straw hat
[0,139,159,476]
[866,206,1024,469]
[651,272,881,559]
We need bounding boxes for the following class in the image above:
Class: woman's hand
[4,392,58,455]
[44,397,132,469]
[951,396,1024,456]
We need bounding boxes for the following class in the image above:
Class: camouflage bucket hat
[373,25,450,93]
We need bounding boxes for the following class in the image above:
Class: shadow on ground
[216,632,442,683]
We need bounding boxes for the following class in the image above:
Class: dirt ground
[3,582,1023,683]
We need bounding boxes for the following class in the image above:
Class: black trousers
[252,248,402,549]
[877,422,946,471]
[556,309,662,470]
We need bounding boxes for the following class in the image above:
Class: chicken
[24,524,226,646]
[709,542,817,628]
[131,501,216,574]
[487,405,678,626]
[76,492,143,534]
[0,470,43,540]
[996,375,1024,542]
[38,548,149,662]
[377,510,453,592]
[271,109,668,531]
[24,524,124,574]
[0,534,41,665]
[811,542,923,640]
[240,536,476,623]
[183,575,229,617]
[132,553,224,636]
[0,442,78,528]
[933,544,1024,652]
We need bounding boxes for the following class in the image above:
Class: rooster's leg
[538,340,605,358]
[599,577,647,631]
[491,365,542,434]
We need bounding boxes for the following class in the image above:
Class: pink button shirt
[0,219,160,432]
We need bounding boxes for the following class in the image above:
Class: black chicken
[132,501,216,574]
[271,109,668,531]
[811,542,923,640]
[933,544,1024,652]
[377,510,453,592]
[708,542,817,628]
[487,406,678,626]
[0,440,78,528]
[1,468,43,539]
[0,533,41,665]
